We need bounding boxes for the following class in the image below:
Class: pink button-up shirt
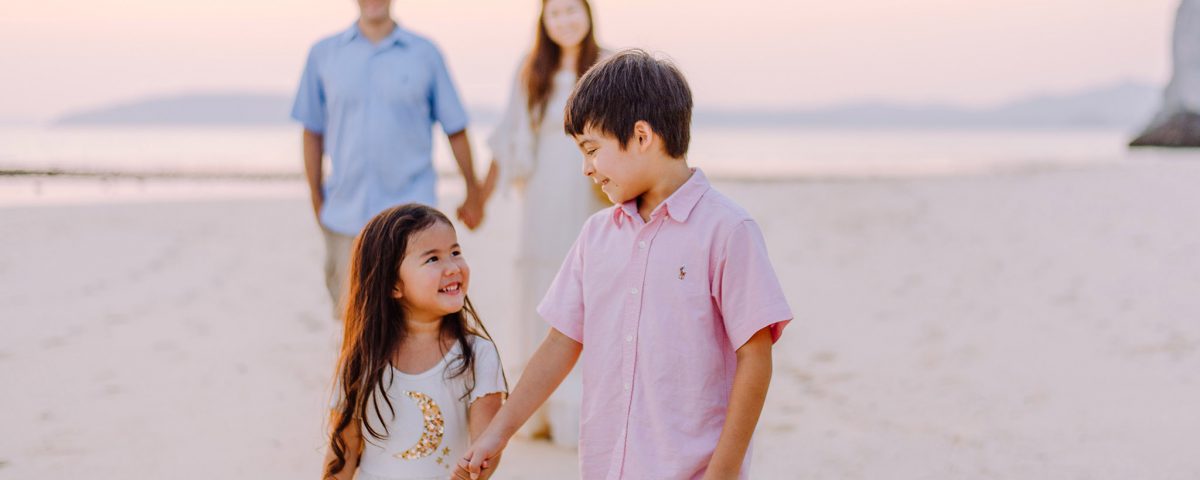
[538,169,793,480]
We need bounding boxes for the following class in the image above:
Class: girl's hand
[450,458,495,480]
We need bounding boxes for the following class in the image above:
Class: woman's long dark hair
[523,0,601,126]
[324,204,498,477]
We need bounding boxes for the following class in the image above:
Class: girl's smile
[395,221,471,319]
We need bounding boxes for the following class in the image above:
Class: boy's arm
[460,328,583,479]
[703,327,774,480]
[451,393,505,480]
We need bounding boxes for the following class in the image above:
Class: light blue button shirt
[291,23,468,235]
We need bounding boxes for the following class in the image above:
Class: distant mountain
[694,81,1161,129]
[53,82,1160,129]
[54,93,293,126]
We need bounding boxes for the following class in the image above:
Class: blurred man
[291,0,484,318]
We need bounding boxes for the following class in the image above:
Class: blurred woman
[482,0,607,448]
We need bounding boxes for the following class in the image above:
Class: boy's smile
[575,126,650,205]
[574,122,691,221]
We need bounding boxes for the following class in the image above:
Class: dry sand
[2,158,1199,479]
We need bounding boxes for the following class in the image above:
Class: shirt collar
[340,21,409,47]
[611,168,710,227]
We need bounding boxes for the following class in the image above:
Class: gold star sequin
[393,391,444,460]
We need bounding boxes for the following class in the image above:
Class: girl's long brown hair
[325,204,499,477]
[523,0,601,126]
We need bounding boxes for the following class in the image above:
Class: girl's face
[543,0,590,50]
[394,221,470,321]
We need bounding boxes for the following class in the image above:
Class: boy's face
[575,125,653,205]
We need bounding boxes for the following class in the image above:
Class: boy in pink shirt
[459,49,792,480]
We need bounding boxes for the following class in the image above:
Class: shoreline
[4,151,1189,208]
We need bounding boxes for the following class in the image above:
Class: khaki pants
[322,227,357,321]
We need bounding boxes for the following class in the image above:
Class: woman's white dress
[487,62,607,447]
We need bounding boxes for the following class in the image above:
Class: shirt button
[631,288,639,295]
[625,335,633,342]
[624,383,631,391]
[638,241,647,249]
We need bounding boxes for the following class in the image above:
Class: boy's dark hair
[564,49,693,158]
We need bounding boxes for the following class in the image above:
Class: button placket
[613,219,660,477]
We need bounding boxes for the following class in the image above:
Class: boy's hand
[458,432,506,480]
[450,458,495,480]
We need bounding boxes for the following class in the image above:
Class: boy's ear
[632,120,656,154]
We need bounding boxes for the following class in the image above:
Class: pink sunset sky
[0,0,1178,122]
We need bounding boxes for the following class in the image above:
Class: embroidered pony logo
[679,265,687,280]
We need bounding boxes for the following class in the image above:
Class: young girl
[324,204,506,480]
[481,0,607,447]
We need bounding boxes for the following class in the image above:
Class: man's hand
[456,185,485,230]
[446,129,484,230]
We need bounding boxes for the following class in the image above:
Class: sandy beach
[2,158,1200,479]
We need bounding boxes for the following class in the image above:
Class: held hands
[455,432,506,480]
[449,457,493,480]
[457,161,500,231]
[456,181,486,230]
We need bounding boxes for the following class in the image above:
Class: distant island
[54,93,295,126]
[694,81,1158,130]
[53,82,1159,130]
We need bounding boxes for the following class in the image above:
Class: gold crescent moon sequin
[394,391,444,460]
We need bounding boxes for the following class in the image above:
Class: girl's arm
[468,393,505,441]
[322,417,362,480]
[460,328,583,478]
[703,327,774,480]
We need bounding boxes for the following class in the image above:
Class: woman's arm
[480,160,500,206]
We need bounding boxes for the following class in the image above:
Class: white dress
[345,336,507,480]
[487,61,607,447]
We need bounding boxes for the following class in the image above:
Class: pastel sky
[0,0,1179,121]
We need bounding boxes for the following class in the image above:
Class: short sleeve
[715,220,793,350]
[291,44,326,133]
[428,44,468,135]
[536,224,589,344]
[469,338,508,404]
[486,58,537,189]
